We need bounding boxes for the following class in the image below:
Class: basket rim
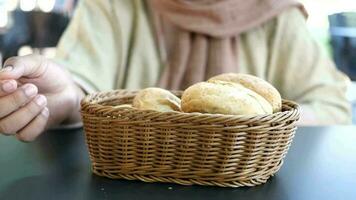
[81,89,300,121]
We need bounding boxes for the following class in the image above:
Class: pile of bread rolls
[130,73,282,115]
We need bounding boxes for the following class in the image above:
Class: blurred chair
[0,10,70,62]
[328,12,356,81]
[329,12,356,124]
[0,11,31,60]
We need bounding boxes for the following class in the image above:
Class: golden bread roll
[208,73,282,112]
[181,81,273,115]
[132,87,181,112]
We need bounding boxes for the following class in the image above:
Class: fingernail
[41,107,49,117]
[1,81,16,92]
[23,84,37,97]
[35,95,47,106]
[0,66,13,72]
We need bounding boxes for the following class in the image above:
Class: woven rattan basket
[81,90,300,187]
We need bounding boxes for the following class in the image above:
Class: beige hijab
[149,0,307,90]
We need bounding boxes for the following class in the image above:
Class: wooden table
[0,126,355,200]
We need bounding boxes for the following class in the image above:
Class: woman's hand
[0,54,85,142]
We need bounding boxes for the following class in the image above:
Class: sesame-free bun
[208,73,282,112]
[181,81,273,115]
[132,87,181,112]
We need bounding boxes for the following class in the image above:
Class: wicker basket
[81,90,300,187]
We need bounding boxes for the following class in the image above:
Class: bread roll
[181,81,273,115]
[132,88,181,112]
[208,73,282,112]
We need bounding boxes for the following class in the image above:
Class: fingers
[0,80,18,96]
[0,54,51,142]
[0,84,38,118]
[16,107,49,142]
[0,94,47,135]
[0,54,48,80]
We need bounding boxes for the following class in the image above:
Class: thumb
[0,54,48,80]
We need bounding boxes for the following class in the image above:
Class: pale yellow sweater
[55,0,352,124]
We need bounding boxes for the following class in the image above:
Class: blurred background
[0,0,76,61]
[0,0,355,123]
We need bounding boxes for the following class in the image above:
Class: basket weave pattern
[81,90,300,187]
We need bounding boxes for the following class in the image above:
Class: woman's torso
[113,0,272,90]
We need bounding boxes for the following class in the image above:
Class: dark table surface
[0,126,355,200]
